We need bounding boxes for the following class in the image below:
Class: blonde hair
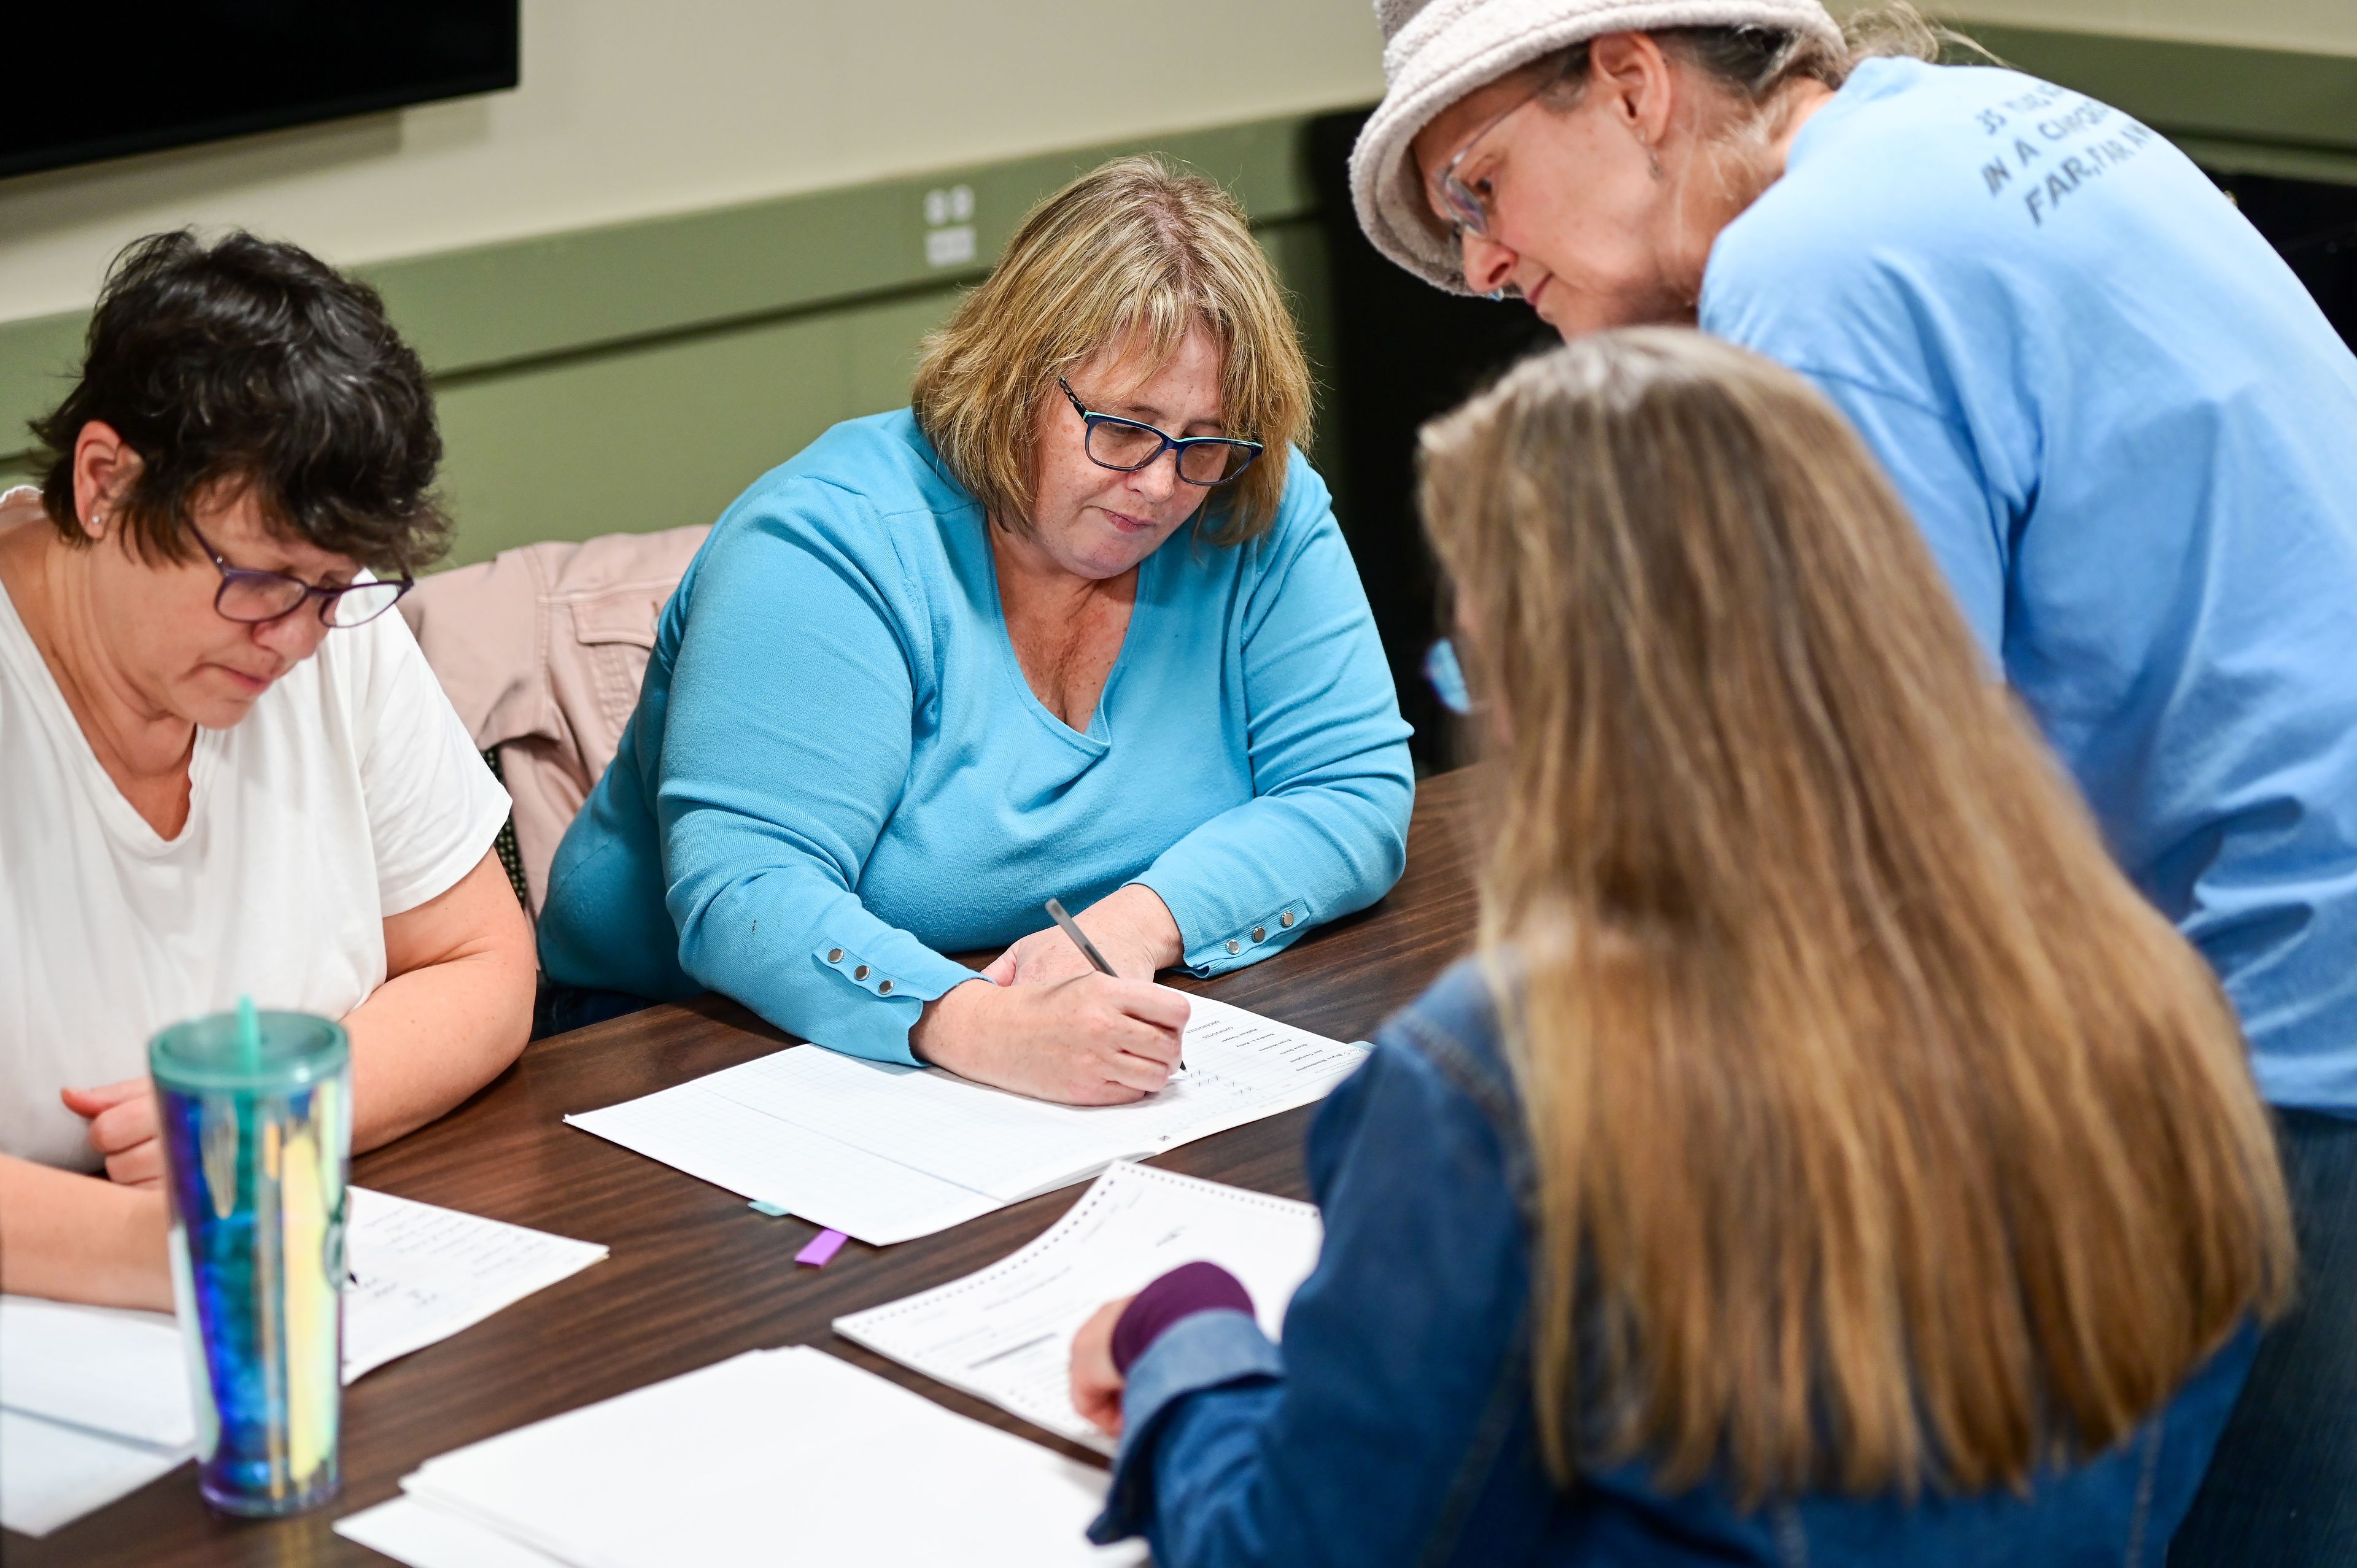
[1419,330,2293,1502]
[911,155,1312,547]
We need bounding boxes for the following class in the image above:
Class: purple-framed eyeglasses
[185,518,412,629]
[1059,379,1264,487]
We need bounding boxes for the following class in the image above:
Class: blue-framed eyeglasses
[1059,378,1264,487]
[186,518,412,629]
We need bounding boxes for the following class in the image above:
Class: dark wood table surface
[10,768,1479,1568]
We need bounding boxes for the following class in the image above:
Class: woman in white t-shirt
[0,231,534,1310]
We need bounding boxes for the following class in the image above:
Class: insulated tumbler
[150,1009,351,1517]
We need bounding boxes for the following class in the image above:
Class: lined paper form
[361,1346,1145,1568]
[567,991,1366,1245]
[344,1189,610,1380]
[836,1163,1323,1451]
[0,1190,605,1536]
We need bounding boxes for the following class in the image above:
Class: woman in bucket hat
[1353,5,2357,1562]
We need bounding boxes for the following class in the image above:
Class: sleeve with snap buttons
[655,483,985,1065]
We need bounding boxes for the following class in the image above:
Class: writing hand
[913,975,1188,1104]
[983,884,1183,987]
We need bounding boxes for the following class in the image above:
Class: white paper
[0,1408,190,1537]
[0,1296,194,1448]
[0,1191,605,1538]
[836,1162,1322,1451]
[568,991,1363,1245]
[567,1083,1000,1246]
[400,1346,1145,1568]
[343,1189,609,1381]
[336,1493,577,1568]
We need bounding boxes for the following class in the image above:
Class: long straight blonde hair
[1419,331,2293,1501]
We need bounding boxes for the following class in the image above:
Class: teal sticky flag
[748,1200,791,1218]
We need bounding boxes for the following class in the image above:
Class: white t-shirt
[0,568,511,1169]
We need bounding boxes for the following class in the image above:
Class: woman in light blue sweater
[536,156,1414,1103]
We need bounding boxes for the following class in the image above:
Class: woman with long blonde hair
[1069,331,2292,1566]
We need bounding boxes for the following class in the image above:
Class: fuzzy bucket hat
[1350,0,1843,292]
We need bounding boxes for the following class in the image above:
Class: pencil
[1044,898,1185,1075]
[1043,897,1115,976]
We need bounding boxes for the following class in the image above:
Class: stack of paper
[0,1409,197,1542]
[837,1162,1323,1451]
[0,1300,194,1537]
[0,1189,606,1537]
[568,991,1364,1245]
[335,1346,1145,1568]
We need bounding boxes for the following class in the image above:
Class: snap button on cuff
[827,948,844,964]
[853,964,870,981]
[1225,938,1240,955]
[877,979,894,994]
[1280,910,1295,927]
[1252,925,1266,942]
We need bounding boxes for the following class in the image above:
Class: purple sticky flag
[795,1228,849,1267]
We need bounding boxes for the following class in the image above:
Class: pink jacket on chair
[398,525,709,921]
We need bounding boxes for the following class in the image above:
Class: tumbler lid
[149,1010,349,1093]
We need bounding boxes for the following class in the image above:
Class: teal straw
[235,994,261,1071]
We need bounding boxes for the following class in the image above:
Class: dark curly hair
[28,230,450,574]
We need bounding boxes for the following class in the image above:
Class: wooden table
[17,769,1479,1567]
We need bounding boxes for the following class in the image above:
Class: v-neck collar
[0,571,223,854]
[979,525,1159,754]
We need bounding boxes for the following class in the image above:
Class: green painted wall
[1966,22,2357,180]
[2,23,2351,562]
[0,115,1334,565]
[429,288,957,558]
[425,223,1335,565]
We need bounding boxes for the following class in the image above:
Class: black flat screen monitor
[3,3,520,180]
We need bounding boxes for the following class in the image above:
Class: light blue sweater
[536,411,1415,1064]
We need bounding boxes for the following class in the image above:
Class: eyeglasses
[185,518,412,628]
[1424,637,1473,716]
[1059,379,1264,487]
[1431,52,1579,240]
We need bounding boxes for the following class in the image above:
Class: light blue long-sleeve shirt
[536,410,1414,1064]
[1701,60,2357,1113]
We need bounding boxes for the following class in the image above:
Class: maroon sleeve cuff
[1110,1262,1257,1375]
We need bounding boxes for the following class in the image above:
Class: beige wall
[10,0,2349,330]
[0,0,1385,326]
[1939,1,2357,56]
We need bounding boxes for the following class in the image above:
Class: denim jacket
[1090,960,2258,1567]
